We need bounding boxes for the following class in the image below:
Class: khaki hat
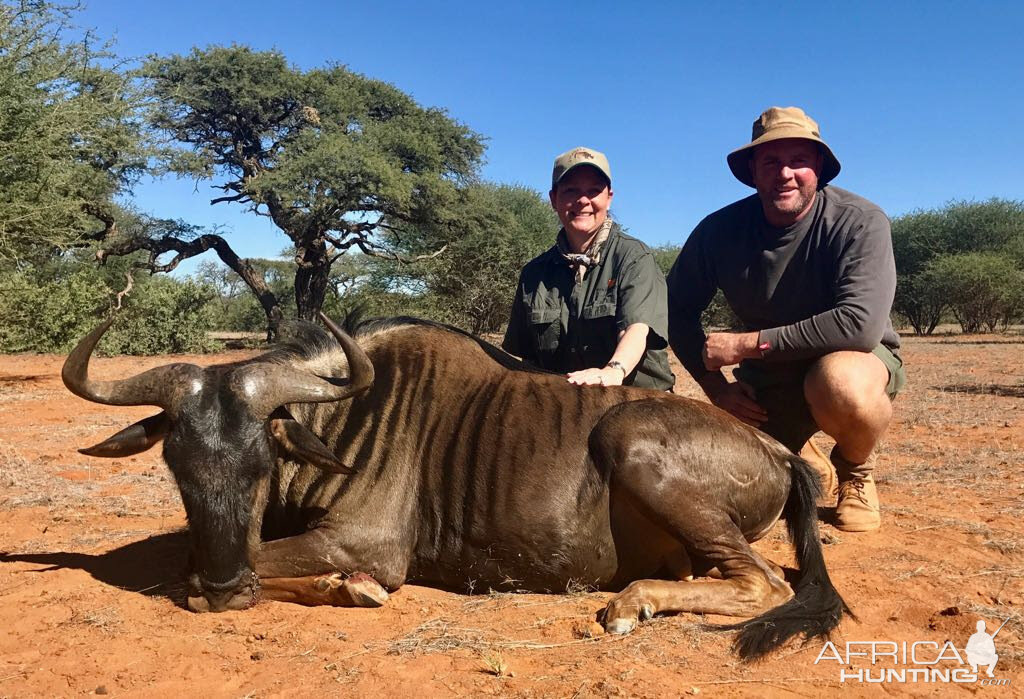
[727,106,841,188]
[551,146,612,189]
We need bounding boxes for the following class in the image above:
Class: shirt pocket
[581,300,616,321]
[527,304,562,352]
[579,301,618,358]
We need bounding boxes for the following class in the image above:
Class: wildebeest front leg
[259,572,388,608]
[254,529,390,608]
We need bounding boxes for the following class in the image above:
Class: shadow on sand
[0,530,189,602]
[936,383,1024,399]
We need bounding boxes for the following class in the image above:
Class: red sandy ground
[0,336,1022,698]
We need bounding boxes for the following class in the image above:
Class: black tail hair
[725,456,853,661]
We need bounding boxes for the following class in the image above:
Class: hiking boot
[799,439,838,505]
[834,472,881,532]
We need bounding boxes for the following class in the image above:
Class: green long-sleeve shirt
[503,226,675,390]
[667,186,900,381]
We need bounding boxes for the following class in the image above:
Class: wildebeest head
[62,313,373,613]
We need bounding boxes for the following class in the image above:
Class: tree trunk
[90,228,286,341]
[294,243,331,321]
[232,265,284,342]
[198,239,285,341]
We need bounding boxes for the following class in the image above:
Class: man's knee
[803,351,891,425]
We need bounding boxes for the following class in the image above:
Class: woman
[502,147,674,390]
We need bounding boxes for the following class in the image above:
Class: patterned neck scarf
[556,219,612,283]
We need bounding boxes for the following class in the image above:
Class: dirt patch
[1,337,1022,697]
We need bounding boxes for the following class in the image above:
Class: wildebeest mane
[264,314,552,375]
[351,315,555,375]
[262,321,343,365]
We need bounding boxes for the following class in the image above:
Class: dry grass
[0,436,180,519]
[378,618,618,658]
[70,606,122,632]
[0,440,53,507]
[480,650,512,677]
[984,538,1023,555]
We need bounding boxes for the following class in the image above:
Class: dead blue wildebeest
[63,314,849,660]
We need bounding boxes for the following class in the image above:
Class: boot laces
[840,477,869,504]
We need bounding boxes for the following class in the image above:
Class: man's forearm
[702,330,762,370]
[757,305,886,360]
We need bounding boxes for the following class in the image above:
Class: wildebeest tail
[729,455,852,661]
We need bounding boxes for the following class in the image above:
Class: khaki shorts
[733,345,906,453]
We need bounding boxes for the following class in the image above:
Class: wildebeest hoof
[187,595,210,613]
[314,572,389,607]
[604,617,637,635]
[603,602,653,635]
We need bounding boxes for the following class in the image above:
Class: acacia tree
[891,199,1024,334]
[923,253,1024,333]
[381,184,557,334]
[0,0,147,263]
[99,46,484,334]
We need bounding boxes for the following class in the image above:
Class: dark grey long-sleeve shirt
[667,185,900,381]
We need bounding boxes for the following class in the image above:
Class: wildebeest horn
[319,311,374,395]
[238,312,375,418]
[62,317,204,415]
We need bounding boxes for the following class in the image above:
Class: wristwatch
[605,360,627,376]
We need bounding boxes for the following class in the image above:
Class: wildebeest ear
[79,412,171,457]
[269,415,354,474]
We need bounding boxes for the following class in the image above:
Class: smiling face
[549,166,613,246]
[749,138,823,227]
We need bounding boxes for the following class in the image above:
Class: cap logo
[570,149,594,160]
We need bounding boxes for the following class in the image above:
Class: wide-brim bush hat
[727,106,841,188]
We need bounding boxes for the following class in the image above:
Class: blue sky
[78,1,1023,273]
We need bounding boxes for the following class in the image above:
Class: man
[667,106,905,532]
[503,147,674,390]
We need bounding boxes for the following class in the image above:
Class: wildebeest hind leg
[259,572,388,608]
[603,511,792,634]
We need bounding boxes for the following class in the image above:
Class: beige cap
[551,146,612,188]
[727,106,841,187]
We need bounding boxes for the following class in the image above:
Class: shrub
[922,253,1024,333]
[0,265,218,354]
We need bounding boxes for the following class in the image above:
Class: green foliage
[0,261,218,354]
[891,199,1024,334]
[141,45,486,319]
[649,244,679,276]
[652,243,741,331]
[893,273,947,336]
[920,253,1024,333]
[100,277,219,354]
[0,265,108,352]
[194,258,294,332]
[367,183,558,334]
[0,1,147,261]
[420,184,557,333]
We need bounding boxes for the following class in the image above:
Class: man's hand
[566,366,624,387]
[703,331,762,370]
[702,378,768,426]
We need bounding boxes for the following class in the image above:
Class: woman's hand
[566,366,625,386]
